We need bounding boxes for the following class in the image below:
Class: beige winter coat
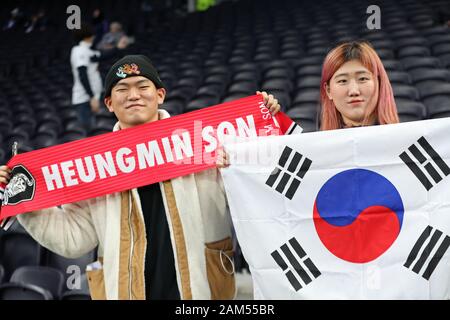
[17,109,236,300]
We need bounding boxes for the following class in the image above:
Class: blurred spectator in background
[435,5,450,27]
[25,9,48,33]
[92,9,109,49]
[96,22,129,52]
[3,7,25,31]
[71,23,129,132]
[71,24,103,132]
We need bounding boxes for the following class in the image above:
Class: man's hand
[0,165,11,185]
[90,97,100,113]
[256,91,281,115]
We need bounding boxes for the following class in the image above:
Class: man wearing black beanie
[11,54,282,300]
[102,55,166,129]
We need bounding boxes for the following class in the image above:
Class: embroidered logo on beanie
[116,63,141,78]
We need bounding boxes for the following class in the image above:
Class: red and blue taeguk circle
[313,169,404,263]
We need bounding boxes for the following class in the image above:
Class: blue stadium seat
[32,132,58,149]
[292,89,321,106]
[185,96,220,112]
[0,282,53,300]
[391,84,420,100]
[397,46,431,59]
[10,266,65,300]
[227,81,257,95]
[40,248,96,287]
[396,99,427,122]
[0,264,4,284]
[221,93,249,103]
[296,65,323,78]
[382,59,404,71]
[0,232,41,281]
[296,76,321,90]
[432,43,450,57]
[286,107,318,133]
[61,273,91,300]
[420,83,450,118]
[401,56,442,71]
[196,84,226,99]
[161,99,185,116]
[261,79,293,95]
[387,71,412,85]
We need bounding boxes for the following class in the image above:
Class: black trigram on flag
[399,136,450,191]
[271,237,321,291]
[265,146,312,200]
[404,225,450,280]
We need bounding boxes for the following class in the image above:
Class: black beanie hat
[104,55,165,98]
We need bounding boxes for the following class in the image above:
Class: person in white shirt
[70,24,128,132]
[70,24,103,132]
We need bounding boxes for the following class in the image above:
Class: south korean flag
[221,117,450,299]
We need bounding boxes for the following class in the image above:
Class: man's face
[104,76,166,129]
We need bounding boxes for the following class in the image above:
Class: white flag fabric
[221,118,450,299]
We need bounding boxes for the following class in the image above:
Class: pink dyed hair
[319,41,399,130]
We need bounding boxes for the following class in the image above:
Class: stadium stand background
[0,0,450,299]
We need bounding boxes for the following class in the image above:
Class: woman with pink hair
[217,41,399,168]
[320,41,399,130]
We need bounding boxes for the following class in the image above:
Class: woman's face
[325,60,378,127]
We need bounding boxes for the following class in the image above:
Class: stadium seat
[61,273,91,300]
[165,87,194,104]
[295,76,321,90]
[221,93,250,103]
[391,84,420,100]
[233,71,258,82]
[293,56,324,69]
[261,79,293,95]
[10,266,65,300]
[432,43,450,56]
[382,59,403,71]
[292,89,321,106]
[0,232,41,281]
[396,99,427,122]
[14,114,37,133]
[0,264,4,284]
[0,118,13,136]
[419,83,450,118]
[59,132,86,143]
[40,248,95,285]
[227,81,257,95]
[401,57,442,71]
[32,132,58,149]
[264,68,293,81]
[375,48,395,60]
[387,71,412,85]
[296,65,323,78]
[428,34,450,49]
[228,55,248,65]
[397,46,431,59]
[161,99,185,115]
[197,83,226,98]
[409,68,450,84]
[286,107,318,132]
[185,96,220,112]
[0,148,5,164]
[203,74,230,87]
[0,282,53,300]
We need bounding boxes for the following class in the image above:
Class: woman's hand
[216,148,230,168]
[257,91,281,115]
